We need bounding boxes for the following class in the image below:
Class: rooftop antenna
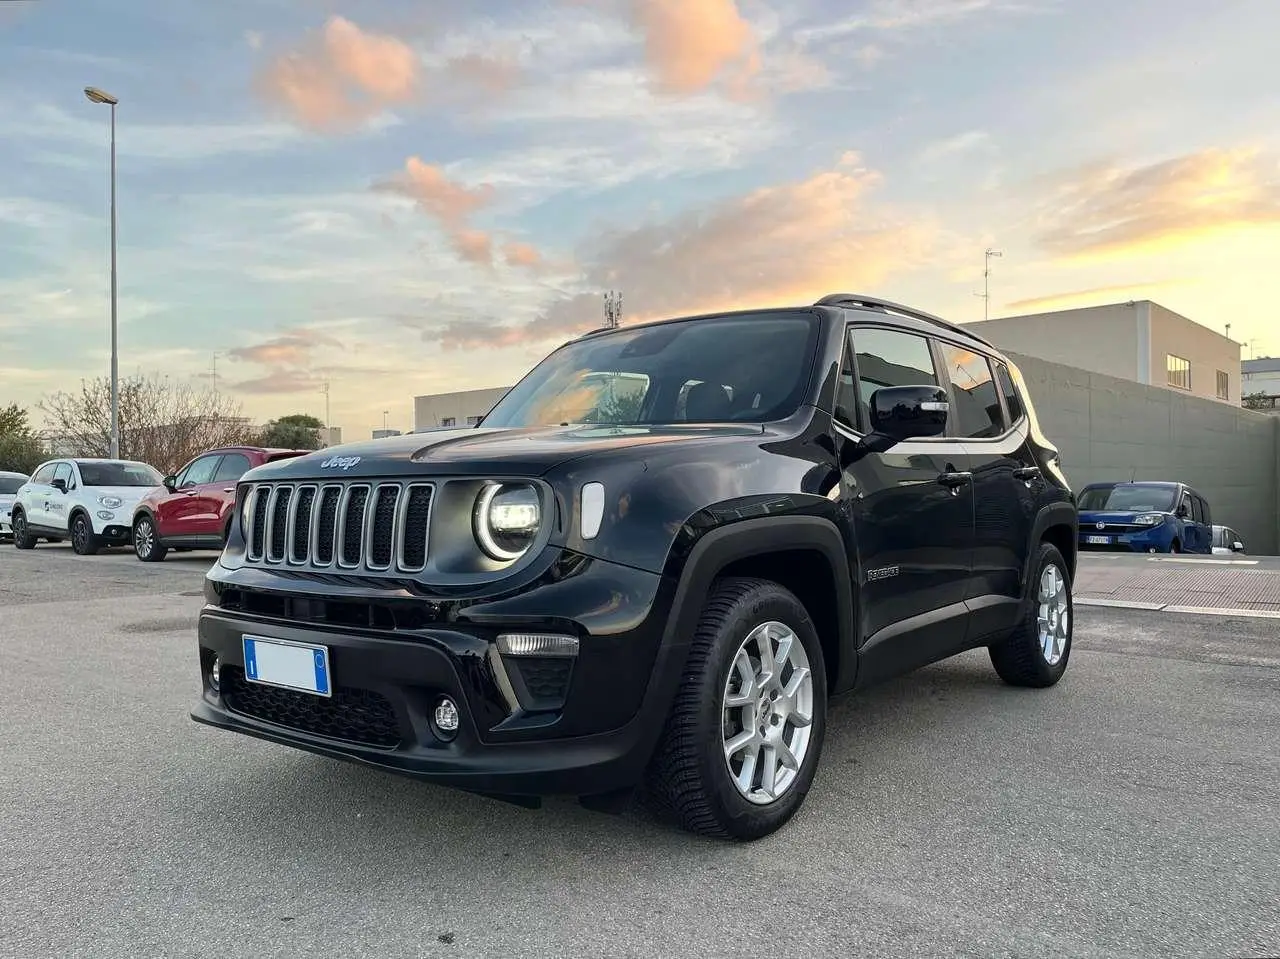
[603,290,622,329]
[974,248,1002,321]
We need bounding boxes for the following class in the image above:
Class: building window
[441,417,455,427]
[466,415,482,425]
[1166,354,1191,390]
[1216,369,1229,400]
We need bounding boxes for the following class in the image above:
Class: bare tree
[38,374,262,474]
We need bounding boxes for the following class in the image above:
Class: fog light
[434,697,460,739]
[210,656,221,691]
[497,633,579,658]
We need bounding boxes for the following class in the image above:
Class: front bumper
[90,508,134,540]
[190,551,689,798]
[1078,523,1173,552]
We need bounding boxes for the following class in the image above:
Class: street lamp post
[84,86,119,459]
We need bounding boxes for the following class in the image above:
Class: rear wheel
[644,577,827,840]
[69,513,99,555]
[133,515,168,562]
[988,541,1072,687]
[11,511,36,549]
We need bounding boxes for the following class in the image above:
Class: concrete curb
[1076,597,1280,620]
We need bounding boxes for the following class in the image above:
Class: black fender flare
[1025,500,1079,587]
[660,515,858,691]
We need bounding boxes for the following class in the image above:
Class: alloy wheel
[1037,563,1069,666]
[72,517,89,552]
[720,621,815,805]
[135,519,154,558]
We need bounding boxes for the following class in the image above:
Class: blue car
[1077,481,1213,554]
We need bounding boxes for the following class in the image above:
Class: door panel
[164,455,221,537]
[839,324,976,679]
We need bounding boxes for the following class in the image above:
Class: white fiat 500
[9,458,164,554]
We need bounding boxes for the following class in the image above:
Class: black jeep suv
[191,294,1077,840]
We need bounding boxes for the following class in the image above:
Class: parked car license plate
[242,635,332,697]
[1085,535,1111,544]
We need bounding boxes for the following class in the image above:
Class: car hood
[87,485,156,503]
[244,423,767,482]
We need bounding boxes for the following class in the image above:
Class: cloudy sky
[2,0,1278,437]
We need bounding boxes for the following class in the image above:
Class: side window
[850,327,940,429]
[180,456,219,488]
[1179,491,1193,519]
[993,361,1025,424]
[31,464,55,485]
[834,330,860,431]
[52,463,73,488]
[1196,496,1210,526]
[937,343,1005,439]
[211,454,251,483]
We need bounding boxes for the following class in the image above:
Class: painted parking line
[1076,597,1280,620]
[1145,557,1260,565]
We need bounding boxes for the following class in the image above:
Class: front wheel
[70,513,99,555]
[988,541,1072,687]
[133,516,167,562]
[644,577,828,840]
[11,511,36,549]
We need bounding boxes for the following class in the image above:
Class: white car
[9,457,165,554]
[0,470,29,539]
[1210,524,1246,555]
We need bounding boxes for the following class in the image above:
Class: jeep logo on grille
[320,455,361,470]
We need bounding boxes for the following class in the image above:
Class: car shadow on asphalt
[177,651,1042,863]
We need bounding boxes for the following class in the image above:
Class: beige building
[413,386,511,431]
[963,300,1241,405]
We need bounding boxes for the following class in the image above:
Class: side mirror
[1232,541,1245,553]
[868,385,949,442]
[1175,505,1189,518]
[163,475,177,491]
[50,478,67,493]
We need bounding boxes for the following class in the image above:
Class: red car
[131,445,309,562]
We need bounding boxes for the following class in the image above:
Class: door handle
[222,487,235,493]
[182,490,197,496]
[1013,466,1040,480]
[937,471,972,488]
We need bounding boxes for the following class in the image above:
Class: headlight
[1133,513,1165,526]
[98,495,123,509]
[239,487,253,534]
[473,482,541,560]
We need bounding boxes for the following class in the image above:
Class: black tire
[644,577,828,840]
[132,515,168,562]
[1169,539,1181,554]
[11,510,36,549]
[69,512,99,555]
[988,541,1072,687]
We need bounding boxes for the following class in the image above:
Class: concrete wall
[1148,302,1241,405]
[1007,351,1280,555]
[413,386,511,430]
[967,304,1141,382]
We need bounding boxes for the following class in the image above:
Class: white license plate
[242,635,332,697]
[1085,535,1111,544]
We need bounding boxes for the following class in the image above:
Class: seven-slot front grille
[242,481,434,573]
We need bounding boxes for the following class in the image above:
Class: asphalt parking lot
[2,545,1278,958]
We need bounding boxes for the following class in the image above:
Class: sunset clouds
[4,0,1280,437]
[255,16,419,131]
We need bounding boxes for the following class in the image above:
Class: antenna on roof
[1130,466,1136,482]
[603,290,622,329]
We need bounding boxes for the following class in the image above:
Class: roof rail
[814,293,998,349]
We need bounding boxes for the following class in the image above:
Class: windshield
[0,477,25,494]
[481,312,821,428]
[76,461,164,487]
[1078,484,1177,512]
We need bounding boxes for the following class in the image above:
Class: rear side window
[994,361,1025,424]
[937,343,1004,438]
[212,454,251,483]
